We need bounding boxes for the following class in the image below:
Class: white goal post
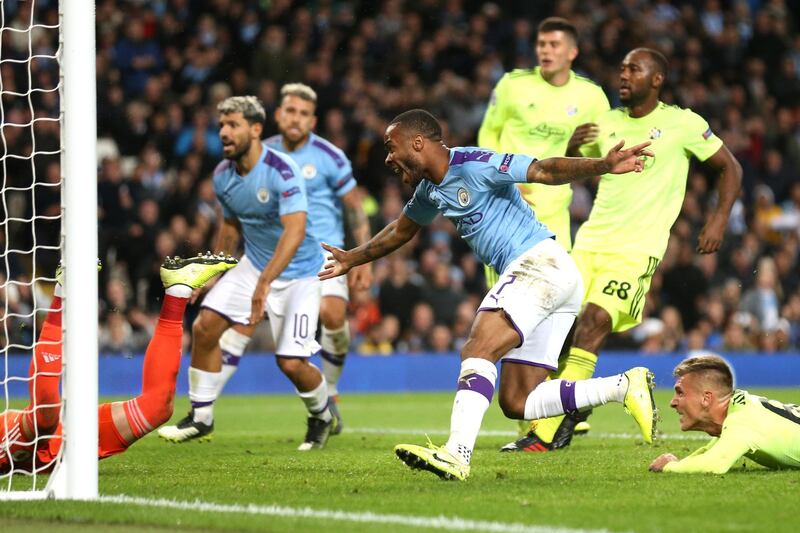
[0,0,97,500]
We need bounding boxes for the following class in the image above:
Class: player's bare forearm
[342,189,372,246]
[529,140,651,184]
[349,215,418,266]
[527,157,610,185]
[258,212,306,285]
[708,146,742,221]
[215,218,241,257]
[697,146,742,253]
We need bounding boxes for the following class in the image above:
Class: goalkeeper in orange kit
[0,253,236,474]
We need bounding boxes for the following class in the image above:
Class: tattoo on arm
[349,218,416,265]
[528,157,609,185]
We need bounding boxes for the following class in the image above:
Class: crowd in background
[1,0,799,356]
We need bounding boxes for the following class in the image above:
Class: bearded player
[183,84,372,439]
[504,48,742,452]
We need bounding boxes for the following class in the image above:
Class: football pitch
[2,389,798,532]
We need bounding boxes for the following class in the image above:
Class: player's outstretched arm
[650,434,749,474]
[527,140,653,185]
[696,145,742,254]
[319,214,420,280]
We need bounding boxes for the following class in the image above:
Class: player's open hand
[649,453,679,472]
[697,216,727,254]
[319,242,353,281]
[567,123,600,153]
[604,140,653,174]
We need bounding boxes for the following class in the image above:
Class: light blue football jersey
[265,133,357,248]
[213,143,323,279]
[403,147,554,273]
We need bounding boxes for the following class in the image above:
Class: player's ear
[251,121,263,138]
[652,71,664,90]
[412,133,425,152]
[310,115,318,131]
[567,44,578,62]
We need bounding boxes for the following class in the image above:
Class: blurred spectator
[0,0,798,354]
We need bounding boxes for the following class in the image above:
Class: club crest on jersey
[650,128,662,139]
[256,188,270,203]
[457,187,471,207]
[566,104,578,116]
[302,164,317,179]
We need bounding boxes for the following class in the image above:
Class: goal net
[0,0,97,500]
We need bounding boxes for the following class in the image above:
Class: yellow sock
[531,347,598,443]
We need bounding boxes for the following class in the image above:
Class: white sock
[216,329,251,395]
[189,366,221,424]
[321,353,346,397]
[321,325,349,397]
[444,357,497,465]
[166,285,192,298]
[524,374,628,420]
[297,377,332,422]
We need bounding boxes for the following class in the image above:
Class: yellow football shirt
[664,390,800,474]
[575,102,723,259]
[478,68,610,227]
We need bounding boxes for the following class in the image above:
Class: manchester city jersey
[213,143,323,279]
[265,133,356,248]
[403,147,554,273]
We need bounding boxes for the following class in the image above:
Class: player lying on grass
[0,253,236,474]
[650,354,800,474]
[319,109,658,480]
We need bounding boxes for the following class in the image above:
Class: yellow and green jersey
[477,68,609,236]
[576,102,723,259]
[664,390,800,474]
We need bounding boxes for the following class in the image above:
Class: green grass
[2,389,799,532]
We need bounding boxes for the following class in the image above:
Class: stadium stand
[1,0,798,354]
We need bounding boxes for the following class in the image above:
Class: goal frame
[0,0,98,501]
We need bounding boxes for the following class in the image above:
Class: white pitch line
[99,494,621,533]
[345,427,708,441]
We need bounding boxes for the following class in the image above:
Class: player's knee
[575,305,612,346]
[275,356,303,376]
[498,390,525,420]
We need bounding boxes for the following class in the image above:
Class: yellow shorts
[484,209,572,289]
[572,248,660,332]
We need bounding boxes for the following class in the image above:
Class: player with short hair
[202,83,372,436]
[319,109,658,480]
[504,47,743,453]
[157,96,334,451]
[478,16,610,440]
[478,17,609,264]
[0,254,236,473]
[650,354,800,473]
